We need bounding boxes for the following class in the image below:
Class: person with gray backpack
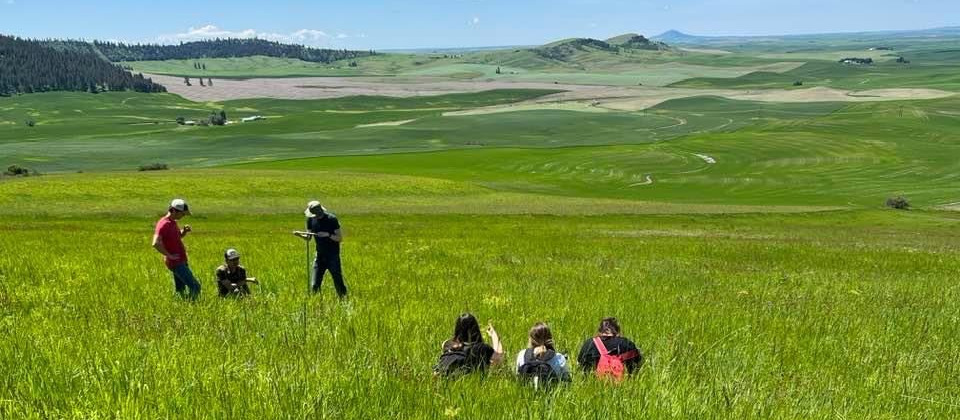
[434,313,504,376]
[515,322,571,388]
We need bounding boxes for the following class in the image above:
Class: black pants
[312,253,347,297]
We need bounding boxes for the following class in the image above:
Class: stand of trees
[92,38,377,64]
[0,35,166,96]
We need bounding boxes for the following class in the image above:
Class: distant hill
[605,33,643,45]
[533,35,668,61]
[0,35,165,96]
[653,30,702,44]
[92,38,377,64]
[606,33,668,49]
[653,26,960,45]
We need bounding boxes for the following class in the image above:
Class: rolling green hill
[6,28,960,419]
[672,60,960,91]
[4,90,960,209]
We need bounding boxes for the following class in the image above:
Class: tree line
[0,35,166,96]
[92,38,377,63]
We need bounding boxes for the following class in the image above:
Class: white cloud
[159,25,340,46]
[336,33,349,39]
[470,17,480,25]
[292,29,329,41]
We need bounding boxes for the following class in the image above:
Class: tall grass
[1,209,959,418]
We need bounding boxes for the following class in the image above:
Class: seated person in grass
[215,248,258,297]
[577,317,642,381]
[516,322,571,386]
[434,313,504,376]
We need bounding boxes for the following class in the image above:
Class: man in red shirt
[152,198,200,300]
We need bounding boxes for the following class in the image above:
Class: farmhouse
[839,57,873,65]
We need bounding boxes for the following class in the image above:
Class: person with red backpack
[433,313,504,376]
[577,317,643,381]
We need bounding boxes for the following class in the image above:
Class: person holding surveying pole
[293,201,347,298]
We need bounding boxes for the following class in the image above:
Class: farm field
[673,60,960,92]
[122,54,466,78]
[3,91,959,208]
[3,24,960,419]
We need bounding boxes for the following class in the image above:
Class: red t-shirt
[155,216,186,269]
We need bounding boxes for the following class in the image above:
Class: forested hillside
[93,38,377,63]
[0,35,165,95]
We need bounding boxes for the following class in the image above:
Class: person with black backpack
[577,317,643,382]
[434,313,504,376]
[515,322,571,388]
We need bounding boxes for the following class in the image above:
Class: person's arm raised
[486,322,504,365]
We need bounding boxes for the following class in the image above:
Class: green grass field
[4,32,960,417]
[673,60,960,91]
[122,48,806,87]
[1,171,960,417]
[5,91,959,208]
[121,54,446,78]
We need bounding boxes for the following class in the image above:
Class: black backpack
[434,343,481,376]
[517,348,561,388]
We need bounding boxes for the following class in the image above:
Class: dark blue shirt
[307,213,341,255]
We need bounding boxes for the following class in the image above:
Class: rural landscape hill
[2,18,960,418]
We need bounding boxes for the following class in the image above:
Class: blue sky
[1,0,957,49]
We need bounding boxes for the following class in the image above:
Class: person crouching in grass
[433,313,504,376]
[216,248,258,297]
[577,317,642,382]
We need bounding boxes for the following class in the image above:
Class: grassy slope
[665,34,960,91]
[121,47,804,87]
[4,92,960,208]
[4,35,960,418]
[673,60,960,91]
[0,90,559,169]
[0,91,749,172]
[122,54,444,78]
[0,170,835,216]
[238,96,960,208]
[1,197,958,417]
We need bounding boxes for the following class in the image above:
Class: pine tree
[0,35,165,95]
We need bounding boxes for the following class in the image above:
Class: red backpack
[593,337,638,382]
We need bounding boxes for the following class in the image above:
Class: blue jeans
[170,263,201,300]
[312,253,347,297]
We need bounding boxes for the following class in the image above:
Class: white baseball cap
[224,248,240,260]
[304,200,327,217]
[170,198,191,214]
